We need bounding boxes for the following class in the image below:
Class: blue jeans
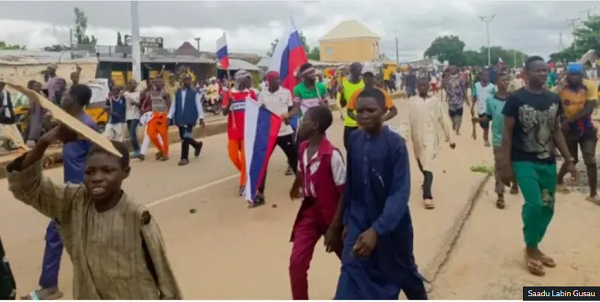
[39,220,63,289]
[127,119,140,153]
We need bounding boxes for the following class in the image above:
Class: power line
[479,14,495,66]
[581,6,596,20]
[566,18,580,50]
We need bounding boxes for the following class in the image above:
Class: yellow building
[318,20,380,63]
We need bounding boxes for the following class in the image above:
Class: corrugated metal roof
[98,54,213,64]
[319,20,380,42]
[0,50,97,65]
[217,58,260,71]
[257,57,270,68]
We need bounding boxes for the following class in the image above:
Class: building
[318,20,380,63]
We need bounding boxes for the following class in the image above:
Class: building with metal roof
[318,20,380,63]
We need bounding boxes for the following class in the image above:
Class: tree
[117,31,124,46]
[424,35,466,66]
[0,41,26,50]
[550,14,600,64]
[267,31,310,57]
[74,7,97,46]
[308,47,320,61]
[424,35,528,67]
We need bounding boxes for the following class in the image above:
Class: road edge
[421,174,492,293]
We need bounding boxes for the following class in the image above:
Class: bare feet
[424,199,435,210]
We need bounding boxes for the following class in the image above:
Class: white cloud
[0,1,592,61]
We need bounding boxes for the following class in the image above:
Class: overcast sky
[0,1,594,62]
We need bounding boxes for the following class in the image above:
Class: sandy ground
[431,172,600,299]
[3,94,595,300]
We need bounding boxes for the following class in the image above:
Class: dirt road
[3,96,592,299]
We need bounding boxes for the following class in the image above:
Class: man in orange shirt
[346,66,398,125]
[553,62,599,203]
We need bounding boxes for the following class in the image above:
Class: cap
[47,63,57,70]
[266,71,279,81]
[566,62,583,74]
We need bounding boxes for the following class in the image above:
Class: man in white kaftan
[400,77,455,209]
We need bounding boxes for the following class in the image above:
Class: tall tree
[550,14,600,64]
[117,31,124,46]
[0,41,26,50]
[74,7,97,46]
[267,31,310,57]
[424,35,466,66]
[308,47,320,61]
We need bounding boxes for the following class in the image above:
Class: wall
[0,60,98,89]
[319,37,380,63]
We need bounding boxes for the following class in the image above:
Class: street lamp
[194,37,201,51]
[479,14,496,66]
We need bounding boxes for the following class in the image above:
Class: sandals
[496,196,505,209]
[524,253,545,276]
[510,186,519,195]
[556,183,570,194]
[538,253,557,268]
[586,195,600,206]
[424,199,435,210]
[21,289,63,300]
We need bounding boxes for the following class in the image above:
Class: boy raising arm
[7,126,183,299]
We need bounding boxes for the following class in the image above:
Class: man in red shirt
[222,70,257,197]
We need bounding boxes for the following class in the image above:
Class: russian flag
[244,97,282,203]
[216,33,230,70]
[268,18,308,91]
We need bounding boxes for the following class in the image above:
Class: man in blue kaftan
[334,88,428,300]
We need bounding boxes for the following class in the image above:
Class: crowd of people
[0,49,599,299]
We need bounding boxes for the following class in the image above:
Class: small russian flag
[216,33,230,70]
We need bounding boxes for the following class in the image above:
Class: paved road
[3,95,591,299]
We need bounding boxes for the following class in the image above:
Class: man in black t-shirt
[498,56,577,277]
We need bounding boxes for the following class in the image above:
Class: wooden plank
[4,82,121,157]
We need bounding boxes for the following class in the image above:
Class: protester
[444,66,468,135]
[338,62,364,150]
[51,78,67,107]
[289,106,344,300]
[499,56,577,277]
[257,71,299,204]
[223,70,257,197]
[472,72,519,209]
[553,62,599,203]
[0,80,26,151]
[405,69,417,98]
[400,77,455,209]
[335,88,427,299]
[472,70,496,147]
[102,86,127,142]
[45,64,60,101]
[165,74,181,99]
[346,64,397,124]
[145,78,171,161]
[123,79,142,157]
[19,84,98,300]
[7,129,183,299]
[293,63,328,117]
[168,74,205,166]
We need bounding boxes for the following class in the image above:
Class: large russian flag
[216,33,230,70]
[268,18,308,91]
[244,98,282,203]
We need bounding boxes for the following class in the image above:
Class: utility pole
[479,14,495,66]
[131,1,141,82]
[395,36,399,65]
[566,18,580,51]
[559,32,565,51]
[581,6,596,20]
[194,37,201,52]
[513,39,519,68]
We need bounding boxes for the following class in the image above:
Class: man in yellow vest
[338,62,364,150]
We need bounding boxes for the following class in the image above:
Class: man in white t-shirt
[471,70,496,147]
[123,79,142,157]
[256,70,299,202]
